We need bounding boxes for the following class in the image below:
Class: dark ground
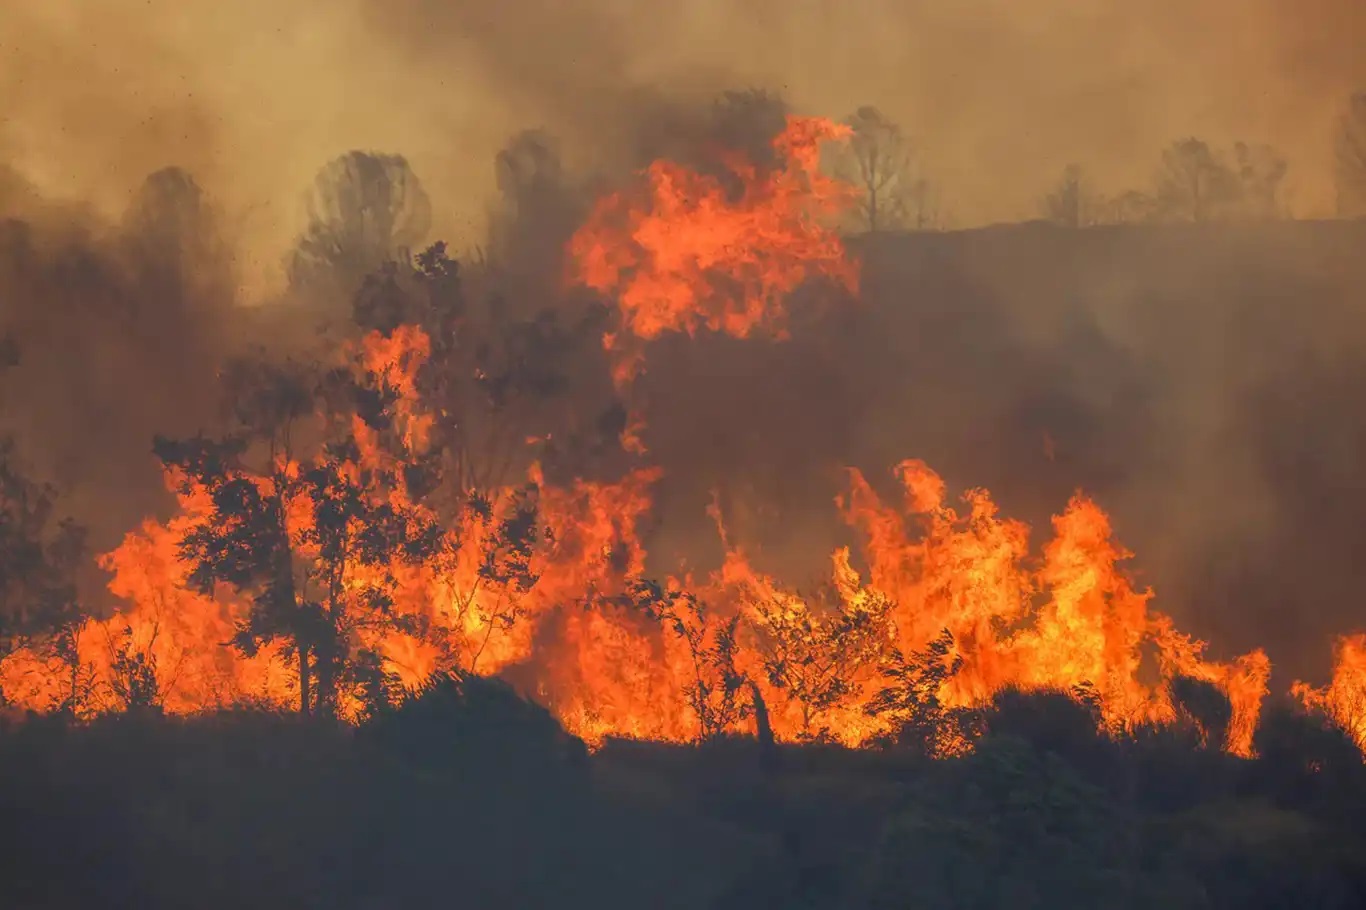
[2,676,1363,910]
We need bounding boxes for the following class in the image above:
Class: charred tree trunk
[749,679,779,776]
[314,573,345,719]
[298,642,311,716]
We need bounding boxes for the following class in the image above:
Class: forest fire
[0,115,1359,761]
[568,114,859,392]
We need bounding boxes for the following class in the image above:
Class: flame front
[0,115,1353,761]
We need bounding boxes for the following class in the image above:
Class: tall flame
[1293,634,1366,750]
[568,114,859,393]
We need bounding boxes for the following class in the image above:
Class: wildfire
[1292,634,1366,750]
[0,114,1358,761]
[568,114,859,393]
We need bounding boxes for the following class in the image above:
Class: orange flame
[1293,634,1366,750]
[568,114,859,391]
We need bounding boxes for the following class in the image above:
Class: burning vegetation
[0,114,1363,766]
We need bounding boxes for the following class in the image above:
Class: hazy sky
[3,0,1364,293]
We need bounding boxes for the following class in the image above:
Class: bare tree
[1098,189,1156,225]
[1153,138,1240,223]
[1232,142,1289,220]
[1041,164,1099,228]
[485,130,584,303]
[287,152,432,301]
[1335,92,1366,218]
[904,176,947,231]
[839,106,918,233]
[123,167,234,305]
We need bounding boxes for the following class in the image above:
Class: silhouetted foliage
[617,579,752,741]
[1154,138,1241,223]
[364,671,588,783]
[352,242,610,500]
[154,346,445,717]
[0,341,85,676]
[1252,700,1366,811]
[838,106,914,233]
[854,736,1145,910]
[287,151,432,302]
[1233,142,1289,220]
[1041,163,1100,228]
[122,166,233,304]
[977,684,1109,776]
[1171,673,1235,750]
[750,584,888,738]
[487,129,586,288]
[865,628,972,756]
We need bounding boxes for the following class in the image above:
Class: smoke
[361,0,1366,221]
[6,0,1364,273]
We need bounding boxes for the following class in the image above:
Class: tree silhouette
[1170,674,1234,750]
[838,106,918,233]
[123,167,230,288]
[616,579,751,741]
[1101,189,1157,225]
[748,584,889,738]
[1232,142,1289,220]
[422,484,545,678]
[154,349,443,717]
[0,340,85,678]
[287,151,432,302]
[865,628,970,756]
[353,242,602,503]
[984,685,1106,763]
[0,437,85,667]
[1041,164,1099,228]
[1335,92,1366,217]
[1153,138,1240,223]
[486,130,584,293]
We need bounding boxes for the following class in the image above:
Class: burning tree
[0,436,86,704]
[616,579,752,742]
[865,629,971,756]
[1293,633,1366,751]
[1153,138,1241,223]
[837,106,917,233]
[352,241,607,500]
[1040,164,1100,228]
[0,338,87,708]
[746,571,890,739]
[153,345,447,718]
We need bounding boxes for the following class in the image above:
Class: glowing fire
[568,114,859,393]
[1293,634,1366,750]
[0,113,1355,761]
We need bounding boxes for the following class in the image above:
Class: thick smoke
[0,167,237,606]
[3,0,1366,681]
[6,0,1366,266]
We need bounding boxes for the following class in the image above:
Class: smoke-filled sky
[4,0,1364,293]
